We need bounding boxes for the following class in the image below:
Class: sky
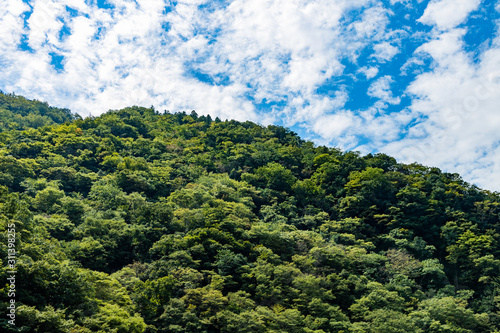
[1,0,500,191]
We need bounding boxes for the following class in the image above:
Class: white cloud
[2,0,391,121]
[0,1,29,51]
[414,29,466,64]
[367,75,401,105]
[313,111,356,139]
[418,0,481,30]
[372,42,400,61]
[358,66,379,79]
[352,5,390,40]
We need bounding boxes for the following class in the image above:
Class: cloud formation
[1,0,500,191]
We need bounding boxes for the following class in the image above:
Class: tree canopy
[1,96,499,332]
[0,92,80,132]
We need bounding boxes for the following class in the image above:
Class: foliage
[0,97,499,332]
[0,92,80,132]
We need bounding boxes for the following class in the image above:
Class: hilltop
[0,92,80,132]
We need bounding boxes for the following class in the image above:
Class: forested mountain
[0,98,499,332]
[0,92,80,132]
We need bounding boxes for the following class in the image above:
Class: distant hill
[0,92,80,132]
[0,98,499,332]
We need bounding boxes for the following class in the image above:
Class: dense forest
[1,94,499,332]
[0,92,80,132]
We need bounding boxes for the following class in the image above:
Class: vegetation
[1,96,499,332]
[0,92,80,132]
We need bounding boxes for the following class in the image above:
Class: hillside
[0,92,80,132]
[0,103,499,332]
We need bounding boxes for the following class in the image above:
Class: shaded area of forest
[1,98,499,332]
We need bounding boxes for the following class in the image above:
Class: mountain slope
[0,92,80,132]
[0,104,499,332]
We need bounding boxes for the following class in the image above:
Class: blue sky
[1,0,500,191]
